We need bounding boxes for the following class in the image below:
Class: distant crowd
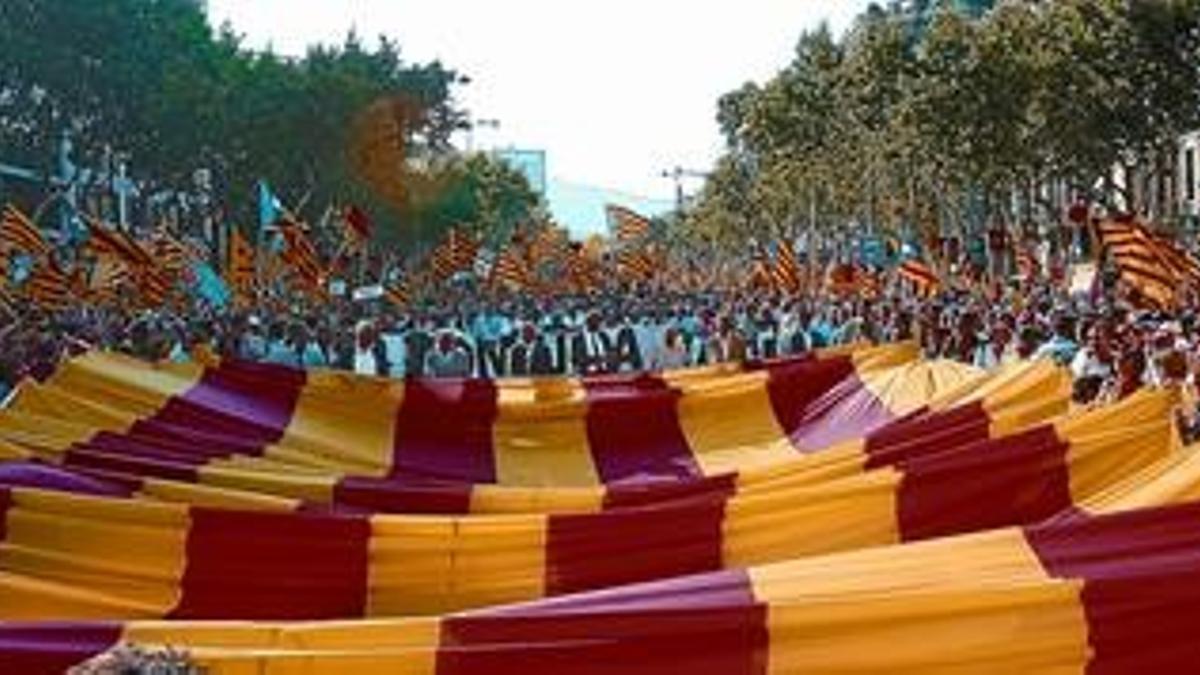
[4,273,1200,442]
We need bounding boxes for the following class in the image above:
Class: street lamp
[661,166,710,215]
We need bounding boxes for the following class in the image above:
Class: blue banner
[190,260,230,309]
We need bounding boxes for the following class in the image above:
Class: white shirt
[636,323,665,370]
[381,333,407,378]
[354,348,378,376]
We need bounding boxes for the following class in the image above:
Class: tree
[0,0,471,248]
[399,153,543,252]
[686,0,1200,247]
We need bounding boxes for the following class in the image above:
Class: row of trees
[0,0,541,249]
[686,0,1200,250]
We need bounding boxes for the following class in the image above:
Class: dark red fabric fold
[170,508,371,620]
[583,374,699,483]
[390,379,498,483]
[439,569,768,675]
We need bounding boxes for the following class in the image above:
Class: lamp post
[661,166,710,216]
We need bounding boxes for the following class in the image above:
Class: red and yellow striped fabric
[771,239,802,293]
[0,204,51,257]
[279,220,325,293]
[430,228,479,281]
[0,344,995,509]
[2,431,1198,673]
[898,259,940,297]
[1092,219,1200,309]
[225,227,256,301]
[0,344,1194,673]
[342,205,372,250]
[0,381,1172,623]
[25,258,73,311]
[85,255,132,306]
[563,241,600,292]
[489,242,531,291]
[606,204,652,243]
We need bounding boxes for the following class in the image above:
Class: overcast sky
[208,1,868,202]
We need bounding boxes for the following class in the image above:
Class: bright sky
[208,0,868,204]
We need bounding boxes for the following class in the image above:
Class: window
[1187,147,1197,203]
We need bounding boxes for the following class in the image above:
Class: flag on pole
[898,259,941,298]
[1093,220,1191,310]
[86,255,131,306]
[0,204,51,258]
[563,241,599,292]
[279,219,326,294]
[152,231,197,278]
[258,181,284,230]
[748,247,775,291]
[82,218,173,307]
[226,227,257,298]
[342,205,372,251]
[616,248,656,283]
[83,218,154,268]
[490,235,532,291]
[384,278,410,307]
[429,227,479,281]
[771,239,803,293]
[190,260,231,309]
[606,204,652,242]
[26,257,72,311]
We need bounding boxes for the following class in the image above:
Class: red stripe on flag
[390,380,498,483]
[765,356,894,451]
[583,374,701,483]
[1026,501,1200,674]
[170,508,371,619]
[863,402,992,469]
[157,360,305,448]
[0,623,124,675]
[603,474,737,510]
[63,361,304,484]
[62,446,201,483]
[545,497,727,596]
[0,487,10,542]
[897,426,1072,541]
[764,356,853,444]
[789,372,895,451]
[333,476,472,514]
[439,569,768,675]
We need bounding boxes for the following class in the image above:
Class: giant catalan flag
[0,342,1195,673]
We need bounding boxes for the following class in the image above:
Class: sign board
[352,284,384,302]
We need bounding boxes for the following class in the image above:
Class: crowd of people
[4,270,1200,441]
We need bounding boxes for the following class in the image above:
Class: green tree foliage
[0,0,539,249]
[402,153,545,251]
[687,0,1200,248]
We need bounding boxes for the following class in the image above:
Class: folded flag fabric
[0,343,1196,674]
